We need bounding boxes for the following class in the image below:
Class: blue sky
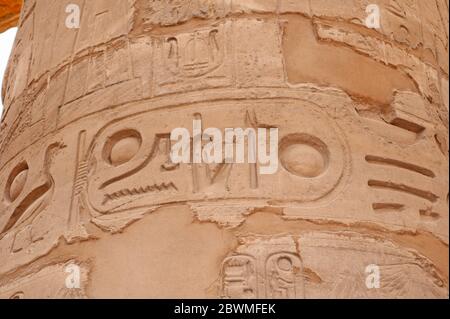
[0,27,17,117]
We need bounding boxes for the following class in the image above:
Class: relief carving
[219,237,304,299]
[0,0,447,299]
[153,21,233,95]
[80,101,349,217]
[0,261,89,299]
[0,142,64,252]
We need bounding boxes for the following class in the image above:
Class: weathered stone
[0,0,448,299]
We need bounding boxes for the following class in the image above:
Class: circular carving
[88,100,350,212]
[10,292,25,299]
[277,256,293,271]
[5,162,29,202]
[103,130,142,166]
[279,134,330,178]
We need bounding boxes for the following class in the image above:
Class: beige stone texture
[0,0,448,298]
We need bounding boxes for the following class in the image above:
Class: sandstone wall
[0,0,448,298]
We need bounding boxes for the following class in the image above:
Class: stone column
[0,0,448,298]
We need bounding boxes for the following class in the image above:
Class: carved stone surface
[0,0,448,298]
